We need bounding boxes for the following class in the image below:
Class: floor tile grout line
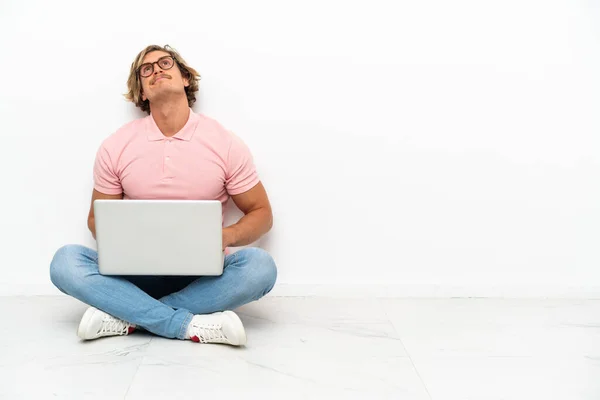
[378,298,434,400]
[123,336,153,399]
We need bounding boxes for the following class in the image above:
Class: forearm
[224,208,273,248]
[88,218,97,240]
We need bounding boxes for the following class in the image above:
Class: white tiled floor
[1,296,599,399]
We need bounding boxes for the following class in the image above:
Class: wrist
[223,226,238,248]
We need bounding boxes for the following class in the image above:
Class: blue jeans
[49,244,277,339]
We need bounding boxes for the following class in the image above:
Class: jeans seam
[178,311,194,339]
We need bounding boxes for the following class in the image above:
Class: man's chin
[148,90,186,103]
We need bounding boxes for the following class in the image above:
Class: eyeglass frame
[137,55,177,78]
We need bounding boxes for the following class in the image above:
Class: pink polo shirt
[93,108,260,254]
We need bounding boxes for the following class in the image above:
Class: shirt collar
[146,107,198,142]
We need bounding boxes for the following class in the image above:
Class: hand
[222,227,235,251]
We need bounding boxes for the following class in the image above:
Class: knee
[49,244,89,289]
[241,247,278,295]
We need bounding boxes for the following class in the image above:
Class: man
[49,45,277,346]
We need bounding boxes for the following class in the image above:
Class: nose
[153,64,164,75]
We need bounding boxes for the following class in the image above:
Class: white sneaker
[77,307,136,340]
[186,311,247,346]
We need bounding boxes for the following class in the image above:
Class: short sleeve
[225,132,260,195]
[93,143,123,195]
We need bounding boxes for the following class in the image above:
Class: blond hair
[124,44,201,114]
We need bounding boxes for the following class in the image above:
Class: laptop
[94,199,224,276]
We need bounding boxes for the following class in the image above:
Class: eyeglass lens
[140,57,174,77]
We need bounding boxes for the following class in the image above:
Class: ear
[183,77,190,88]
[141,91,147,101]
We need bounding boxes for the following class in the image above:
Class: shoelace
[99,315,130,336]
[189,322,226,343]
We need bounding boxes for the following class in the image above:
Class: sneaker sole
[222,311,247,346]
[77,307,99,340]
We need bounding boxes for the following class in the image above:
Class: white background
[1,0,599,296]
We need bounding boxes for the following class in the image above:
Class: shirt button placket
[164,139,173,178]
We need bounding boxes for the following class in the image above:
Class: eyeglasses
[137,55,176,78]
